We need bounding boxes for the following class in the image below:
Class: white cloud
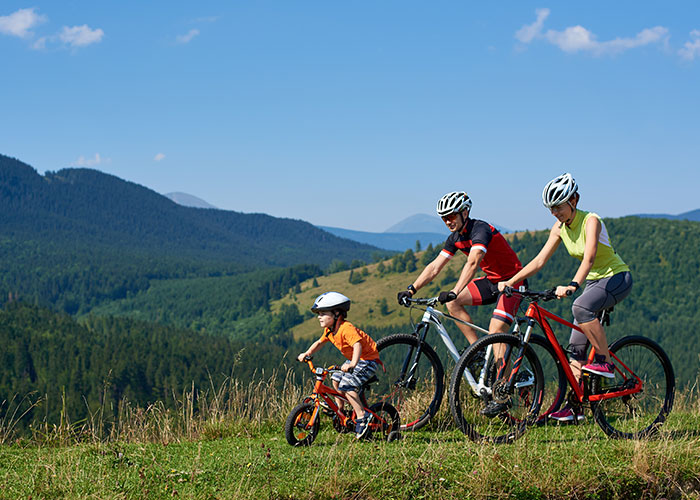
[515,8,550,44]
[59,25,104,47]
[176,28,200,44]
[154,153,166,162]
[0,7,47,38]
[679,30,700,61]
[516,9,668,56]
[72,153,109,167]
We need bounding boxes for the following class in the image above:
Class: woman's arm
[499,222,562,290]
[555,215,600,297]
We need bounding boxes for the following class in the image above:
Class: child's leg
[344,390,364,419]
[332,378,345,410]
[337,360,379,420]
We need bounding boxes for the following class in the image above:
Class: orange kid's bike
[448,287,675,443]
[285,357,401,446]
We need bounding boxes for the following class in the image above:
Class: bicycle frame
[522,300,643,404]
[300,360,385,430]
[413,300,490,365]
[405,299,527,399]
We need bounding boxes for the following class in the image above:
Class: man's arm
[450,248,485,297]
[410,254,450,292]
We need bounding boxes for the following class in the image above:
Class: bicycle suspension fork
[499,318,535,393]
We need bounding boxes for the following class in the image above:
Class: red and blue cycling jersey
[440,218,523,283]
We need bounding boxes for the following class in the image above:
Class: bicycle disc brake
[491,379,511,404]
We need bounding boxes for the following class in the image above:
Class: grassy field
[2,375,700,499]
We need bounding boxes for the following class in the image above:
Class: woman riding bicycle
[498,173,632,422]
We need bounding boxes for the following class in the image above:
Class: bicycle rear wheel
[375,333,444,431]
[590,335,675,439]
[367,402,400,441]
[449,333,544,443]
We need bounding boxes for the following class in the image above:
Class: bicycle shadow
[533,425,700,444]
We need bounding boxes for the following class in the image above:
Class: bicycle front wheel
[285,403,320,446]
[449,333,544,443]
[590,335,675,439]
[375,333,444,431]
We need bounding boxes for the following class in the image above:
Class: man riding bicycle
[397,191,526,345]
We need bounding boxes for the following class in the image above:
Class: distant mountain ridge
[165,192,217,209]
[319,226,446,252]
[319,213,513,251]
[384,213,511,234]
[384,214,449,234]
[632,209,700,222]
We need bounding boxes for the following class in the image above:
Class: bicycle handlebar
[400,296,440,307]
[300,357,344,373]
[503,286,569,301]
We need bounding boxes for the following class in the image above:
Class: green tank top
[560,210,629,281]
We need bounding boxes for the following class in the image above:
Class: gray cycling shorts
[569,271,633,361]
[331,359,379,393]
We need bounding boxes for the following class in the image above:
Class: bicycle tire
[375,333,444,431]
[367,402,401,441]
[285,403,320,446]
[590,335,675,439]
[528,334,567,422]
[449,333,544,443]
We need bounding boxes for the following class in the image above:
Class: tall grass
[3,368,699,448]
[1,368,306,446]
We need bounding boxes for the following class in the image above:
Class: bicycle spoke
[449,334,543,443]
[375,334,444,431]
[590,336,675,439]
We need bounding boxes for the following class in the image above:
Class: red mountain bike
[285,357,400,446]
[448,287,675,443]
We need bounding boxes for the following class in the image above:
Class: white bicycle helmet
[436,191,472,217]
[542,173,578,208]
[311,292,351,314]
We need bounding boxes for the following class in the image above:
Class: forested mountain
[0,154,386,313]
[2,215,700,434]
[2,152,699,434]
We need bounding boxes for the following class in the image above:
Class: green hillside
[271,218,700,388]
[0,154,387,314]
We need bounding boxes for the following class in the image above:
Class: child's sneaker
[549,404,585,423]
[355,414,373,439]
[582,355,615,378]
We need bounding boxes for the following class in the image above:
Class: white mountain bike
[374,296,566,431]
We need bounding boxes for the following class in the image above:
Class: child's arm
[298,339,323,362]
[342,341,363,372]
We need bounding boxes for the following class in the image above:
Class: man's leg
[445,292,478,343]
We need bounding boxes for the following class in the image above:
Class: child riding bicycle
[297,291,381,439]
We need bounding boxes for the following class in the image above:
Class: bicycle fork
[498,320,536,396]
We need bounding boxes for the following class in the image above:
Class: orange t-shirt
[319,320,379,361]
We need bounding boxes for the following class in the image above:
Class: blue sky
[2,2,699,232]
